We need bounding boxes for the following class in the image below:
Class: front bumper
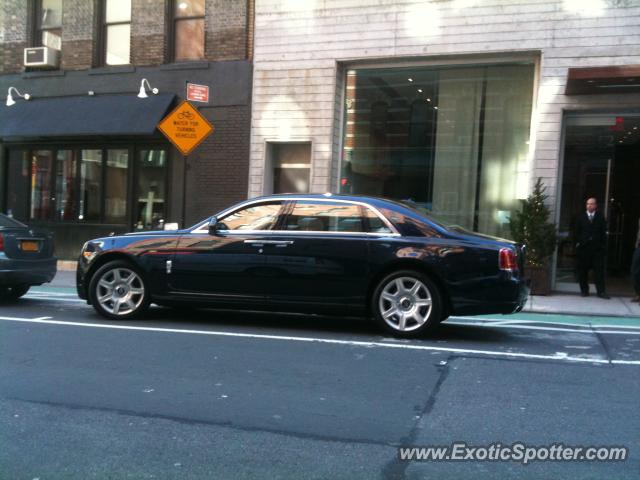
[0,256,57,286]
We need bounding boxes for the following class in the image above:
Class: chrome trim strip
[243,240,294,245]
[191,197,400,236]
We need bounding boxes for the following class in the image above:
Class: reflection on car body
[76,194,528,337]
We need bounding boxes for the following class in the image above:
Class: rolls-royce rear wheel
[372,270,442,337]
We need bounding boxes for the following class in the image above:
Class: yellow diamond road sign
[157,100,214,156]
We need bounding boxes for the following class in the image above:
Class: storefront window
[5,145,167,230]
[5,150,30,220]
[136,149,167,230]
[105,149,129,223]
[30,150,54,220]
[341,63,534,238]
[55,150,77,221]
[80,150,102,222]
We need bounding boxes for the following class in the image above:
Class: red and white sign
[186,83,209,103]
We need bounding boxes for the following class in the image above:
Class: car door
[263,199,383,311]
[167,200,285,303]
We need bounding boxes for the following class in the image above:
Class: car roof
[247,193,403,209]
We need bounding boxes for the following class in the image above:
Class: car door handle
[243,240,294,247]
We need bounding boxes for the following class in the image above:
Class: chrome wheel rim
[378,276,433,332]
[96,268,145,316]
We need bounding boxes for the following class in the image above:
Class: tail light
[499,247,518,271]
[0,233,4,252]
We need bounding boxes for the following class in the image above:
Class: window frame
[167,0,206,63]
[95,0,132,67]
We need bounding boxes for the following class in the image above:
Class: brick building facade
[0,0,254,259]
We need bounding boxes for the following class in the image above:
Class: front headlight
[81,241,103,262]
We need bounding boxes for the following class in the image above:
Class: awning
[0,93,175,141]
[566,65,640,95]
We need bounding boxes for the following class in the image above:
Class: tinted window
[284,201,368,232]
[220,202,282,231]
[363,207,393,234]
[0,214,27,228]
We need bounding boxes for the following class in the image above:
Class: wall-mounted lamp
[6,87,31,106]
[137,78,158,98]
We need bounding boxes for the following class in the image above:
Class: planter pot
[526,264,551,296]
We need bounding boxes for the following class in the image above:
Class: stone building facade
[249,0,640,291]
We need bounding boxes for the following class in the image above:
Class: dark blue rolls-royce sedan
[77,194,528,337]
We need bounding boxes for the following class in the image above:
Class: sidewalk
[51,262,640,319]
[523,293,640,318]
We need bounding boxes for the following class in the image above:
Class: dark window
[34,0,62,50]
[0,215,27,228]
[79,150,103,222]
[219,202,282,231]
[4,146,165,228]
[170,0,205,61]
[283,201,368,233]
[98,0,131,66]
[30,150,54,220]
[136,150,168,230]
[55,150,77,221]
[5,150,30,220]
[105,150,129,223]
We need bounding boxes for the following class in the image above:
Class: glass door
[556,113,640,295]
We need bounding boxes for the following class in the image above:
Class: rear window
[0,214,27,228]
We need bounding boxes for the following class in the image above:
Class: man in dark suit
[574,197,609,298]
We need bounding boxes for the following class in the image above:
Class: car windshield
[0,214,27,228]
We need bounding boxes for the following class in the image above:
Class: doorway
[556,113,640,295]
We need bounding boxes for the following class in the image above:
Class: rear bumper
[451,277,529,316]
[0,256,57,286]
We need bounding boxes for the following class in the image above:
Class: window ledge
[22,69,65,79]
[161,61,210,71]
[89,65,136,75]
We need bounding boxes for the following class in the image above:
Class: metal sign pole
[182,155,188,228]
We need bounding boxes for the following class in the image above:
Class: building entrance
[556,113,640,295]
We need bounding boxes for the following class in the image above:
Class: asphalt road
[1,281,639,479]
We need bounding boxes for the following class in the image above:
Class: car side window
[219,202,282,231]
[283,201,365,232]
[363,207,393,234]
[281,201,392,233]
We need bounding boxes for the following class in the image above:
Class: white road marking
[1,316,639,365]
[0,315,52,321]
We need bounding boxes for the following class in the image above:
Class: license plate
[20,240,39,252]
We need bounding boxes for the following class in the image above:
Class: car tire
[0,285,30,301]
[89,260,150,320]
[371,270,442,337]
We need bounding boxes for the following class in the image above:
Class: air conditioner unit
[24,47,59,68]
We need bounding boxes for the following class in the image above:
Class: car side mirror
[208,216,219,236]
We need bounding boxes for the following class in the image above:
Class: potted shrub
[509,178,558,295]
